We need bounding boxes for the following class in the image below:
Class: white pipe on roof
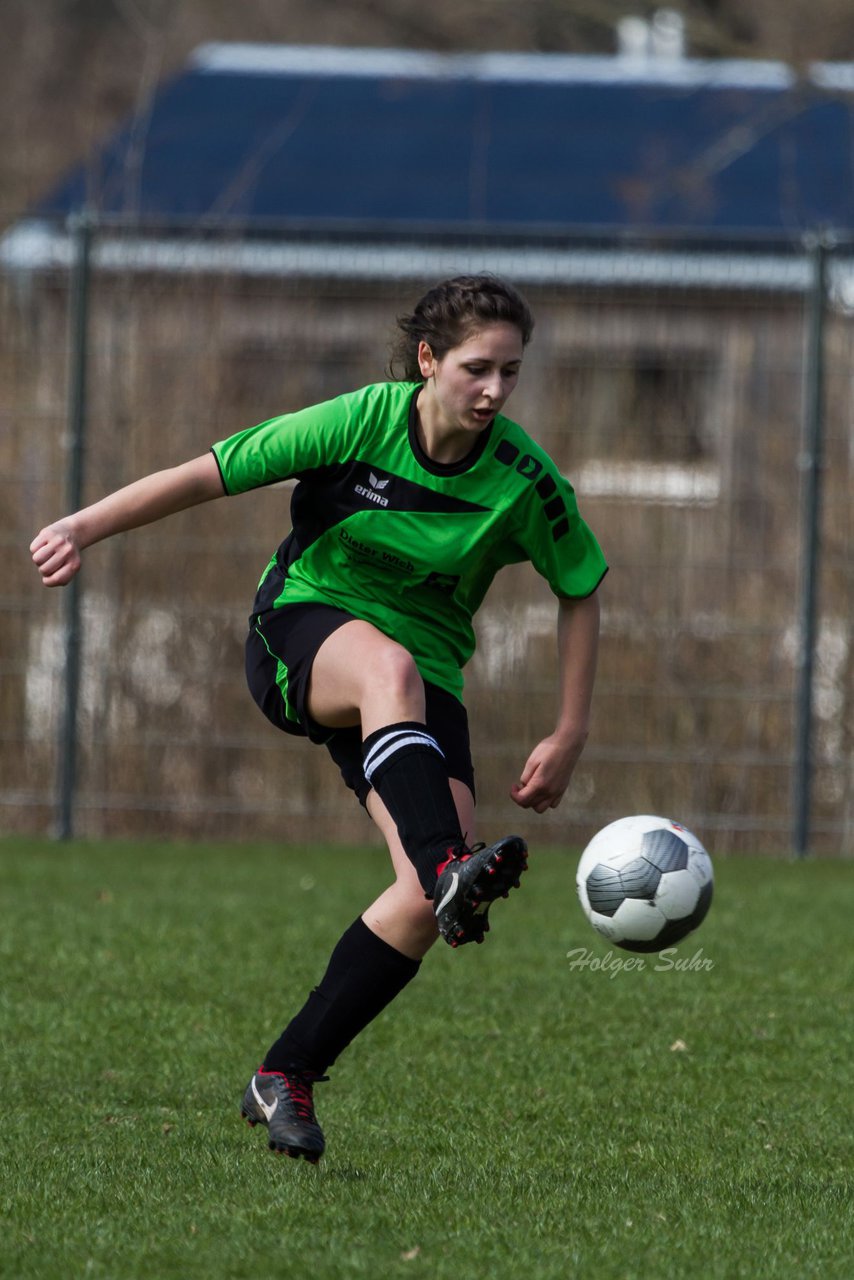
[190,42,804,91]
[0,217,828,294]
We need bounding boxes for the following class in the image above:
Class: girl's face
[418,321,524,438]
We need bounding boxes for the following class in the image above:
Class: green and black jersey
[212,381,607,700]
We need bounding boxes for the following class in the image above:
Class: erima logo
[355,471,390,507]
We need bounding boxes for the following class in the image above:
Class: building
[2,44,852,851]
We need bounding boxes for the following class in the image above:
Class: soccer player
[31,275,607,1163]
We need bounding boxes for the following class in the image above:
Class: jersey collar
[407,385,495,477]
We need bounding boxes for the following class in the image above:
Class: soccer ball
[576,815,713,953]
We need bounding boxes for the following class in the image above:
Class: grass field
[0,837,851,1279]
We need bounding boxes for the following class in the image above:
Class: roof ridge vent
[617,9,686,61]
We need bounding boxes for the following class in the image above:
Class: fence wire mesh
[1,220,851,854]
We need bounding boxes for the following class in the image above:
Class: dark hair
[390,275,535,382]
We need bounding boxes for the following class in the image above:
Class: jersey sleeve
[519,473,608,599]
[211,387,371,495]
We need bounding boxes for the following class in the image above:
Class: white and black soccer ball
[576,815,714,953]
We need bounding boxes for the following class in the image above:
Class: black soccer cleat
[241,1068,327,1163]
[433,835,528,948]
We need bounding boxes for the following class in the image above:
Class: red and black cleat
[433,835,528,947]
[241,1069,327,1163]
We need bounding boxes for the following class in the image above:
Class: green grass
[0,838,851,1279]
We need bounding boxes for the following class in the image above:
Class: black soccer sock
[262,917,421,1076]
[361,720,464,896]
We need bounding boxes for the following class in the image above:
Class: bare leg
[306,619,426,735]
[363,779,476,960]
[308,612,464,884]
[247,621,477,1120]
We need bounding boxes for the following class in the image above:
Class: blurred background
[1,1,852,855]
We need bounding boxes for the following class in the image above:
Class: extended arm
[30,452,225,587]
[511,590,601,813]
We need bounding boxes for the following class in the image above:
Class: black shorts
[245,603,475,806]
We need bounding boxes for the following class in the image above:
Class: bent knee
[363,638,422,701]
[393,880,439,934]
[407,902,441,950]
[363,881,440,957]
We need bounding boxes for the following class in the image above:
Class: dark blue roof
[35,45,854,235]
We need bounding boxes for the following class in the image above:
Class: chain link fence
[1,218,851,854]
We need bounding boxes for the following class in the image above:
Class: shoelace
[276,1072,329,1123]
[445,838,486,866]
[432,840,487,889]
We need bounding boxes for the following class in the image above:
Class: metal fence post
[56,211,94,840]
[792,234,829,858]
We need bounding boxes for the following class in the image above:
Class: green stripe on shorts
[254,621,301,728]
